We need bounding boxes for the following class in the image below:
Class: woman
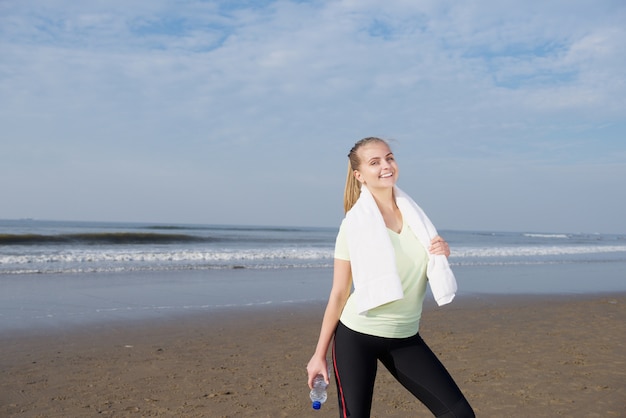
[307,137,474,417]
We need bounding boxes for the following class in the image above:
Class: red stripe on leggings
[332,337,348,418]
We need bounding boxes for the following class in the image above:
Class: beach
[2,221,625,416]
[2,293,625,417]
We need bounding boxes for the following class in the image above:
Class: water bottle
[310,374,328,410]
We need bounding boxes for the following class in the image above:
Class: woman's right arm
[306,258,352,388]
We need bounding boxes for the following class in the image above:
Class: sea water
[1,219,625,333]
[0,220,334,274]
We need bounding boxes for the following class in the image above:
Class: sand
[1,293,625,417]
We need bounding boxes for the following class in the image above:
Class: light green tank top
[334,220,429,338]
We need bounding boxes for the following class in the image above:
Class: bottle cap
[312,401,322,410]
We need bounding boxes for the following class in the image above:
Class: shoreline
[2,293,625,417]
[3,258,626,336]
[2,290,622,339]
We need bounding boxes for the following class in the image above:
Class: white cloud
[0,0,624,231]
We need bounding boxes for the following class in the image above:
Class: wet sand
[1,293,625,417]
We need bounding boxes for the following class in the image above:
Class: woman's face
[354,142,399,190]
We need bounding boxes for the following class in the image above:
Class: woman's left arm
[428,235,450,258]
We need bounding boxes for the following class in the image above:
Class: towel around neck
[344,185,457,314]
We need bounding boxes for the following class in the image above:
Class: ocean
[1,219,625,333]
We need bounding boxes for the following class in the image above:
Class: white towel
[344,185,457,314]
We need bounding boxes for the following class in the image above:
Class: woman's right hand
[306,259,351,389]
[306,355,330,389]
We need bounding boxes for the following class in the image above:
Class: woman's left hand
[429,235,450,258]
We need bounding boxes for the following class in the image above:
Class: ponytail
[343,159,361,213]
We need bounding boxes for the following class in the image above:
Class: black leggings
[332,322,474,418]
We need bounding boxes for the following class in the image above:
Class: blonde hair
[343,137,390,213]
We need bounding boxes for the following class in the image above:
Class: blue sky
[1,0,625,233]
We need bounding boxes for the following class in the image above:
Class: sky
[1,0,625,234]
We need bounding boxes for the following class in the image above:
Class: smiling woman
[343,137,400,213]
[353,141,398,184]
[307,137,473,417]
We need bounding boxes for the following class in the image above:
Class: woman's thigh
[380,333,474,417]
[332,322,378,418]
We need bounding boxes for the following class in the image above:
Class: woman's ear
[353,169,363,184]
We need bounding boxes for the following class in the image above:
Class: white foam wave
[2,245,626,275]
[453,245,626,258]
[0,248,335,266]
[523,233,570,239]
[2,245,626,267]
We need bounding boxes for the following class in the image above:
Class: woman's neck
[369,186,402,233]
[368,186,395,208]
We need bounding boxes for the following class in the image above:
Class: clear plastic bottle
[310,374,328,410]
